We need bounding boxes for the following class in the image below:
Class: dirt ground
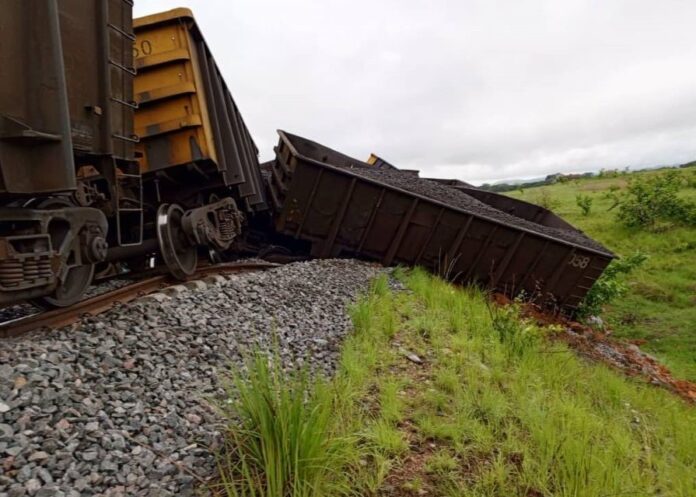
[506,295,696,404]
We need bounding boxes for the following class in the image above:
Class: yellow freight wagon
[133,8,266,211]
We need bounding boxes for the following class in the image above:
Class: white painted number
[568,254,590,269]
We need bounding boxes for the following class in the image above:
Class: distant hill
[479,160,696,192]
[480,172,594,192]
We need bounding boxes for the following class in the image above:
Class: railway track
[0,261,279,339]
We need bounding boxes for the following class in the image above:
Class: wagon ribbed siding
[133,8,266,212]
[268,132,614,315]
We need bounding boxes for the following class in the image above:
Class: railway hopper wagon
[0,4,266,306]
[133,9,266,214]
[267,132,615,316]
[0,0,140,306]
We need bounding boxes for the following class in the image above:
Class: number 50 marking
[133,40,153,58]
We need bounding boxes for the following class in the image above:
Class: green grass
[216,353,354,497]
[215,269,696,496]
[384,269,695,496]
[508,167,696,381]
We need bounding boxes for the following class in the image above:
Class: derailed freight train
[0,4,614,314]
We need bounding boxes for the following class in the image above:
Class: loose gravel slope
[0,259,383,497]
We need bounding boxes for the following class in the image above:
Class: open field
[218,270,696,497]
[507,167,696,381]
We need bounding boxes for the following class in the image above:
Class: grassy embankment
[216,270,696,497]
[507,167,696,381]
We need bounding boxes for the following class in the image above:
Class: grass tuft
[216,353,351,497]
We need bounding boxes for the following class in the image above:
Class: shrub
[687,170,696,189]
[575,194,593,216]
[537,189,560,211]
[577,252,647,319]
[602,185,622,211]
[617,171,696,228]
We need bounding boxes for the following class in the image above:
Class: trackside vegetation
[215,270,696,497]
[509,166,696,380]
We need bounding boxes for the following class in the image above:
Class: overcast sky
[134,0,696,184]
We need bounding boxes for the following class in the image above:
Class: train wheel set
[0,5,613,315]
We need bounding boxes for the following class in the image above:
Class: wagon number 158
[568,254,590,269]
[133,40,153,58]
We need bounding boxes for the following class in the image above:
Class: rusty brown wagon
[0,0,139,306]
[267,131,615,315]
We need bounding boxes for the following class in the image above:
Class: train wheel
[33,264,95,308]
[31,197,95,308]
[156,204,197,280]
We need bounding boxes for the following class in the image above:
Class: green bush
[687,170,696,189]
[577,252,647,319]
[602,185,622,211]
[617,171,696,228]
[536,188,560,211]
[575,194,593,216]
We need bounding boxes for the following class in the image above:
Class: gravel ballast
[0,279,134,324]
[0,259,384,496]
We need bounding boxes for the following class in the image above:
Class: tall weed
[575,194,593,216]
[536,188,560,210]
[217,353,351,497]
[487,301,540,360]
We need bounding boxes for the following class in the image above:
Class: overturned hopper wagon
[267,132,615,315]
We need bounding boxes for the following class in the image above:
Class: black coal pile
[338,165,611,255]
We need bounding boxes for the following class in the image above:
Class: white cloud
[134,0,696,184]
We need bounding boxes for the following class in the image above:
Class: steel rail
[0,261,279,339]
